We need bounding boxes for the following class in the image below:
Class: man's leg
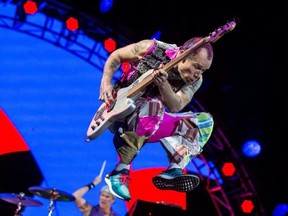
[105,127,148,201]
[152,112,214,192]
[152,113,207,192]
[152,143,201,192]
[105,99,164,200]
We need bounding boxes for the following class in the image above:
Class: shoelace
[119,174,131,186]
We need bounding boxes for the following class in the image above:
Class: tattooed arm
[158,76,202,112]
[99,39,154,104]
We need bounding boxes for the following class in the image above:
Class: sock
[168,163,182,170]
[115,163,130,171]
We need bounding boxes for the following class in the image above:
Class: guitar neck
[127,37,208,98]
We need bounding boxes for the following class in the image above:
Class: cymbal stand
[48,200,54,216]
[47,188,57,216]
[14,192,24,216]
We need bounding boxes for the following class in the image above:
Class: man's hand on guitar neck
[152,64,169,87]
[152,69,169,86]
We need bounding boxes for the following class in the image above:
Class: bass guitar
[85,19,238,141]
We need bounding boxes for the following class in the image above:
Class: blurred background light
[242,139,262,158]
[104,37,116,52]
[273,203,288,216]
[221,162,236,177]
[99,0,113,13]
[66,16,79,31]
[23,0,37,15]
[151,30,162,40]
[121,62,131,74]
[241,200,254,213]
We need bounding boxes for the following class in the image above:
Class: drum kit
[0,186,75,216]
[0,161,107,215]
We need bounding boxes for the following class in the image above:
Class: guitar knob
[96,121,100,126]
[91,125,96,130]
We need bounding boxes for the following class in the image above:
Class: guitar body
[85,70,153,141]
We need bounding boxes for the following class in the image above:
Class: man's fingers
[162,71,168,78]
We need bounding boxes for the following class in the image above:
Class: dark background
[27,0,288,214]
[63,0,288,214]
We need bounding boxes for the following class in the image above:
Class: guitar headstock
[207,17,239,43]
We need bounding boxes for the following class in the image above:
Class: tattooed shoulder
[132,40,152,55]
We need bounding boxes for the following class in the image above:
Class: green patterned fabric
[195,112,214,147]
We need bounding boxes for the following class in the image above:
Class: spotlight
[104,38,116,53]
[66,17,79,31]
[99,0,113,13]
[242,139,261,158]
[23,0,38,15]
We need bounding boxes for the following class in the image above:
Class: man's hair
[100,185,115,199]
[182,37,214,60]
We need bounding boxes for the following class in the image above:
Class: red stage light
[104,38,116,52]
[221,162,236,176]
[66,17,79,31]
[23,1,38,15]
[121,62,131,73]
[241,200,254,213]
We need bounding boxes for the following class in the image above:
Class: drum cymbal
[28,186,75,202]
[0,193,43,206]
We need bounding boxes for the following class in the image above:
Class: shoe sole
[152,174,200,192]
[104,175,131,201]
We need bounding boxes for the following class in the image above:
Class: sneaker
[152,168,200,192]
[105,169,131,201]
